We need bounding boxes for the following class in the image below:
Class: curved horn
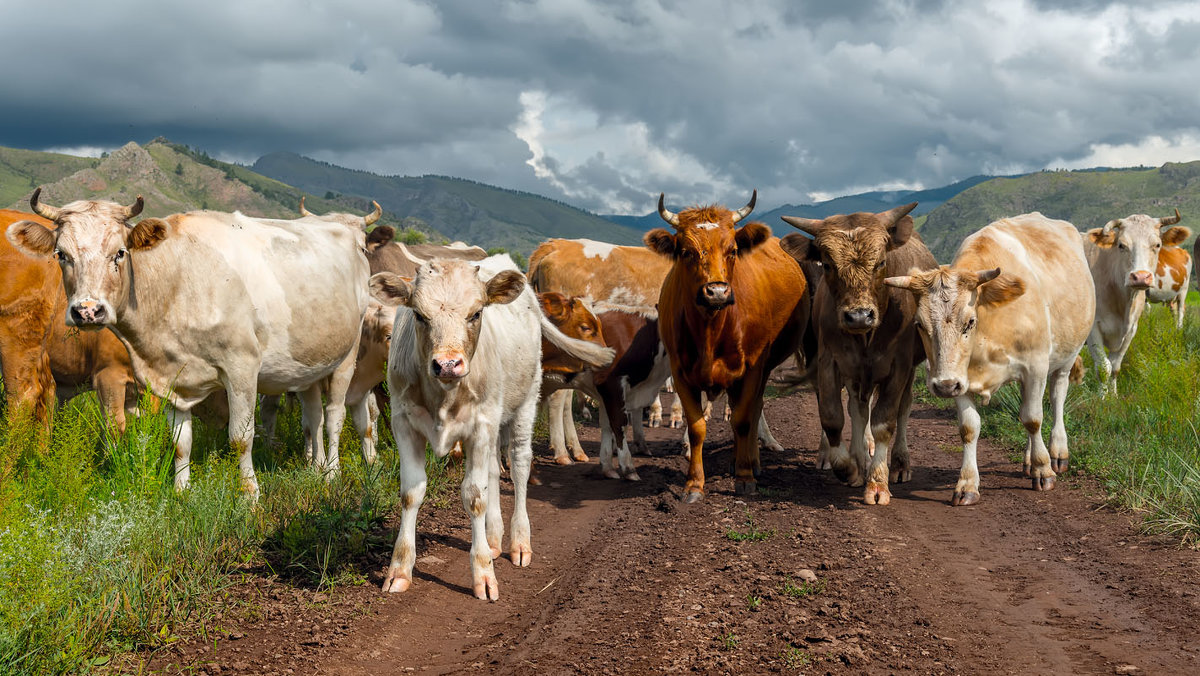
[732,189,757,223]
[780,215,824,237]
[1160,208,1182,227]
[657,193,680,227]
[299,196,316,217]
[364,200,382,226]
[1102,218,1122,235]
[123,195,144,220]
[882,201,918,225]
[29,187,61,221]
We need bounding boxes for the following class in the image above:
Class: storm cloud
[3,0,1199,213]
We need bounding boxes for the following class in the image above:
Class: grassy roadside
[0,391,461,675]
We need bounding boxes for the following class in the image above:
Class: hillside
[921,163,1200,260]
[252,152,645,252]
[0,140,440,238]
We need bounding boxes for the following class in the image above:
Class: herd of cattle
[0,188,1194,600]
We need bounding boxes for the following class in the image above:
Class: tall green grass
[0,390,463,674]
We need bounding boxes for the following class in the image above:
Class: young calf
[886,213,1095,503]
[371,256,613,600]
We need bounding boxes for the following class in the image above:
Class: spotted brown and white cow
[1084,209,1190,395]
[1146,241,1192,329]
[6,190,371,498]
[886,213,1095,503]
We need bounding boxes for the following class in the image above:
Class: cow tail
[1069,354,1085,385]
[538,313,615,368]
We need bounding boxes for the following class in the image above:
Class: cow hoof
[602,467,621,480]
[951,490,981,506]
[819,460,832,471]
[571,452,589,463]
[528,473,543,487]
[890,469,912,483]
[734,479,757,496]
[489,546,502,560]
[1032,475,1056,491]
[1051,457,1069,472]
[510,544,533,567]
[863,482,891,505]
[473,571,500,601]
[682,490,704,504]
[624,471,642,482]
[764,441,784,453]
[1022,461,1032,477]
[649,417,662,429]
[382,575,411,593]
[554,455,573,466]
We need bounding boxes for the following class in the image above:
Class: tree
[174,162,184,176]
[325,191,337,200]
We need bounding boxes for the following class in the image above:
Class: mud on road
[152,388,1200,675]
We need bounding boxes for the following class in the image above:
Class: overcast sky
[3,0,1200,214]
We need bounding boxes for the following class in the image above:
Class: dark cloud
[2,0,1199,214]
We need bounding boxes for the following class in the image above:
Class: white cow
[1083,209,1190,395]
[370,255,614,600]
[886,213,1095,504]
[6,190,370,498]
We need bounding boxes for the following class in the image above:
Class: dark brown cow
[781,204,937,506]
[647,191,809,502]
[1,209,139,432]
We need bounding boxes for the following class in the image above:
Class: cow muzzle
[697,282,734,310]
[1126,270,1153,289]
[930,377,966,398]
[68,299,111,329]
[840,307,878,333]
[431,353,467,382]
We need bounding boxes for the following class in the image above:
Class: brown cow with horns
[646,191,809,502]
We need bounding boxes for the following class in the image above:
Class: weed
[719,632,739,651]
[746,594,763,611]
[781,576,826,598]
[725,511,775,542]
[780,645,813,669]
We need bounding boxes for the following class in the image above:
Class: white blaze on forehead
[695,222,720,231]
[580,238,617,260]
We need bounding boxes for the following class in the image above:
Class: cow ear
[485,270,526,305]
[126,218,170,251]
[366,225,395,252]
[538,292,570,322]
[779,233,819,263]
[887,215,914,250]
[978,272,1025,307]
[1087,228,1116,248]
[644,228,676,257]
[370,272,413,306]
[1161,226,1190,247]
[734,222,771,253]
[5,220,57,258]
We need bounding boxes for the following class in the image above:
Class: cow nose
[842,308,876,329]
[702,282,732,306]
[69,301,108,326]
[431,356,466,379]
[931,378,965,397]
[1127,270,1153,288]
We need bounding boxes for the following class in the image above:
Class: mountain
[603,175,1000,233]
[251,152,646,253]
[0,139,440,239]
[920,163,1200,260]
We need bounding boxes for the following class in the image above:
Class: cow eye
[114,248,127,262]
[54,249,67,262]
[469,310,482,323]
[412,312,428,325]
[580,325,592,335]
[964,317,976,333]
[875,260,886,271]
[1118,242,1128,251]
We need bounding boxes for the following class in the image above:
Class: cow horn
[1102,218,1121,234]
[975,268,1002,284]
[299,196,315,217]
[780,215,823,237]
[29,188,61,221]
[732,189,757,223]
[658,193,680,227]
[1160,208,1182,227]
[365,200,382,226]
[123,195,144,220]
[883,201,918,225]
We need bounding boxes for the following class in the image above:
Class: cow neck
[680,300,745,388]
[107,248,175,360]
[1096,250,1147,323]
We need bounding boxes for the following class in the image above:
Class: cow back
[529,238,671,306]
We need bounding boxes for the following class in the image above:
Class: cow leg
[729,378,766,496]
[487,441,504,560]
[864,368,911,506]
[168,404,194,491]
[0,343,55,432]
[226,388,260,499]
[757,410,784,452]
[1020,373,1056,491]
[605,390,639,481]
[816,350,846,476]
[669,393,684,429]
[648,396,663,428]
[298,386,326,467]
[951,395,982,506]
[259,394,282,447]
[630,405,649,456]
[1048,365,1072,473]
[889,368,916,484]
[464,422,501,600]
[563,390,588,462]
[322,346,359,476]
[93,366,131,437]
[675,383,709,502]
[845,386,872,490]
[1177,291,1187,330]
[547,389,574,464]
[383,419,427,593]
[595,395,621,480]
[506,395,536,566]
[349,391,378,466]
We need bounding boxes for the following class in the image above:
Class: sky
[3,0,1200,215]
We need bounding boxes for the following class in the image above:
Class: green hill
[252,152,646,253]
[921,163,1200,261]
[0,139,440,240]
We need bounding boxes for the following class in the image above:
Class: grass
[0,388,462,674]
[718,632,739,651]
[781,576,826,599]
[745,594,763,611]
[780,645,813,669]
[725,511,775,542]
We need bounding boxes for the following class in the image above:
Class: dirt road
[156,388,1200,675]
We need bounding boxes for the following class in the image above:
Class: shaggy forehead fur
[907,267,976,318]
[815,218,890,288]
[410,259,486,314]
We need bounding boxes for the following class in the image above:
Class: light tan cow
[1146,244,1192,329]
[1084,209,1190,395]
[886,213,1095,504]
[6,190,370,499]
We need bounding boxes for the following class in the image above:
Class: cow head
[299,195,382,230]
[1087,209,1188,290]
[5,188,166,329]
[644,191,768,313]
[884,266,1025,397]
[538,292,606,376]
[782,203,917,334]
[369,259,525,383]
